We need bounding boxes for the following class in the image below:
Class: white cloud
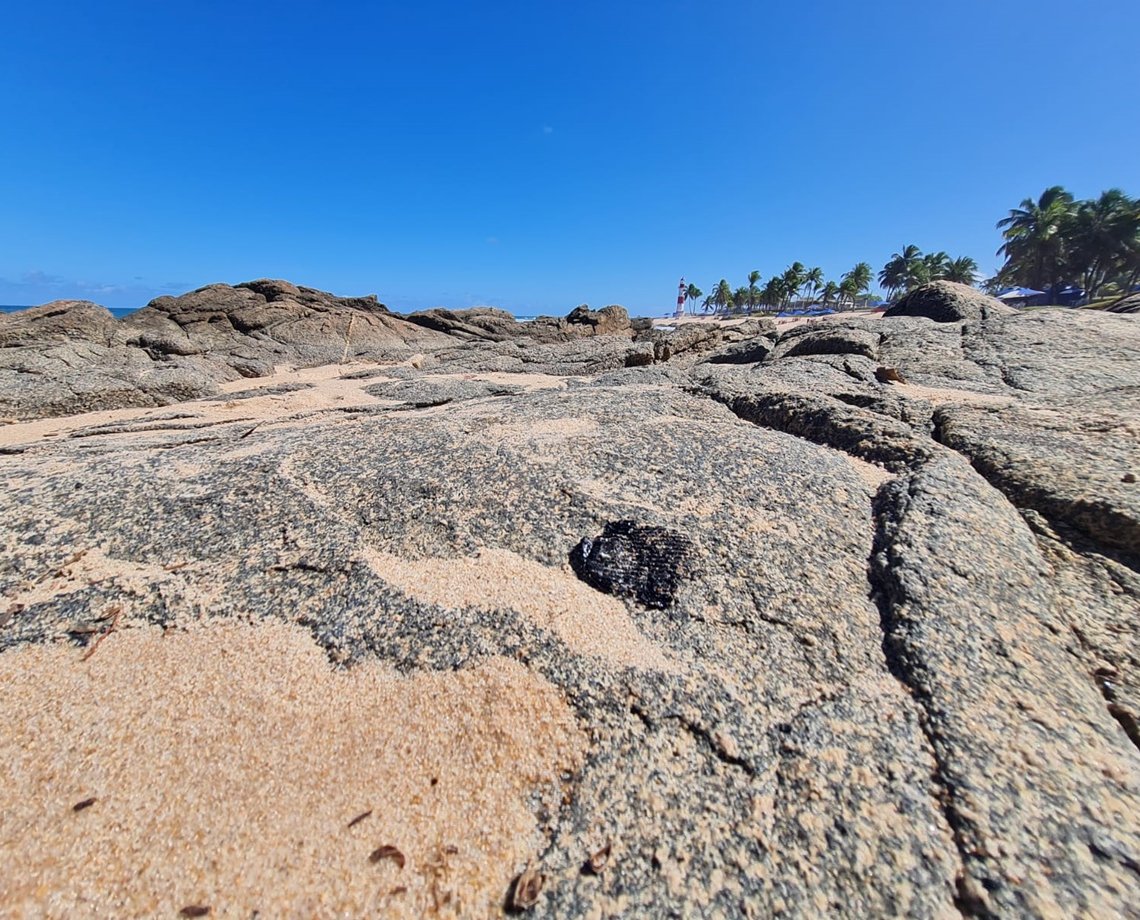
[20,270,65,285]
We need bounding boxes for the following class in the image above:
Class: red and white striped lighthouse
[675,277,686,319]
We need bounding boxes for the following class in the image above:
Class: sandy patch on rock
[436,371,570,391]
[844,455,895,490]
[364,546,673,671]
[772,310,885,332]
[0,362,388,449]
[651,315,753,328]
[476,416,601,451]
[0,362,573,450]
[893,381,1014,407]
[1,545,233,639]
[0,621,584,918]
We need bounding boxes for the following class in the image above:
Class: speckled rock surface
[0,300,119,346]
[1,286,1138,917]
[405,303,633,343]
[0,281,452,420]
[119,279,451,369]
[0,287,759,420]
[884,280,1016,324]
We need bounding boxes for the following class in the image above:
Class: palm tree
[712,279,734,314]
[1120,205,1140,294]
[781,262,806,308]
[746,270,761,313]
[820,281,840,309]
[760,277,786,312]
[701,294,714,314]
[802,266,824,304]
[841,262,873,309]
[980,273,1007,296]
[733,286,750,313]
[1065,189,1138,299]
[844,262,873,290]
[997,186,1076,302]
[838,277,859,310]
[879,245,923,300]
[685,283,703,315]
[921,251,951,283]
[943,256,979,285]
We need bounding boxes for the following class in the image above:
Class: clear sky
[2,0,1138,315]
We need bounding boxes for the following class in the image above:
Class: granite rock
[120,280,451,367]
[0,300,119,346]
[884,280,1016,324]
[1,285,1139,916]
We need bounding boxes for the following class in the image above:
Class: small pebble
[586,842,612,875]
[510,866,544,909]
[369,845,405,869]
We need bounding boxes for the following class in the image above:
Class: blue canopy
[776,307,836,318]
[997,287,1045,299]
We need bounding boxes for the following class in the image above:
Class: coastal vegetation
[992,187,1140,302]
[695,262,879,315]
[690,185,1139,314]
[878,248,979,300]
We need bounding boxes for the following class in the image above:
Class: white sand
[364,546,673,672]
[844,455,896,490]
[893,381,1015,407]
[0,364,573,451]
[0,621,585,918]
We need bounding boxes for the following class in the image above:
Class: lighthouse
[675,277,686,319]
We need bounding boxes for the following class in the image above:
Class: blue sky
[2,0,1138,315]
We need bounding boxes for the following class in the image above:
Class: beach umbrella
[997,287,1045,299]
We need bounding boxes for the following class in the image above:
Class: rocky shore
[1,280,1138,917]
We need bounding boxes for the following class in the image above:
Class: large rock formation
[0,282,1137,916]
[0,299,224,419]
[883,280,1016,323]
[121,279,453,372]
[404,303,636,343]
[0,300,120,346]
[0,281,458,419]
[0,286,772,419]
